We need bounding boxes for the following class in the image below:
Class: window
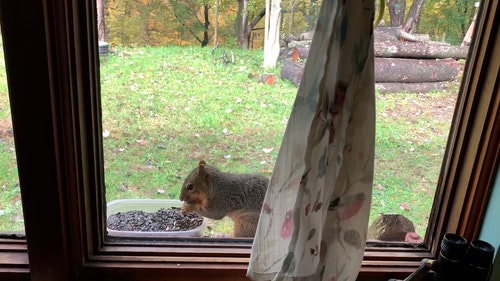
[0,0,498,280]
[0,35,24,234]
[96,0,477,243]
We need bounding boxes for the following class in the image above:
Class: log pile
[280,28,468,93]
[373,27,466,93]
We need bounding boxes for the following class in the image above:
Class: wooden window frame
[0,0,498,280]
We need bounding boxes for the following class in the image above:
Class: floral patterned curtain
[247,0,376,280]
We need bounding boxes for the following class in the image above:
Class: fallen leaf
[262,147,273,153]
[102,129,110,138]
[118,184,127,191]
[399,202,409,211]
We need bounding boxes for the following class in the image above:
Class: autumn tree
[280,0,320,38]
[171,0,213,47]
[235,0,266,49]
[305,0,320,30]
[419,0,477,44]
[263,0,281,68]
[385,0,477,44]
[106,0,149,45]
[386,0,426,33]
[213,0,220,46]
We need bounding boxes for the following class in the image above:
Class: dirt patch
[0,119,13,140]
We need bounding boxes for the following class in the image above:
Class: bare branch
[249,8,266,31]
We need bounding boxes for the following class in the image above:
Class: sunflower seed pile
[107,208,203,232]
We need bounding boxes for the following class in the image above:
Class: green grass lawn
[0,45,458,236]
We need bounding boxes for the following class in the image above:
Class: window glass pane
[370,91,458,240]
[100,47,295,238]
[100,0,473,241]
[0,35,24,233]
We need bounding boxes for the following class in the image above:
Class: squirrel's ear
[198,160,207,175]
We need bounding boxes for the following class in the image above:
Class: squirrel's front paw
[180,204,190,215]
[180,202,199,215]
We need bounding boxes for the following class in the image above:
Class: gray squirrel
[179,160,268,237]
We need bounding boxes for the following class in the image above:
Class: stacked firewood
[280,28,469,93]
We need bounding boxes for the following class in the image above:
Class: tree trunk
[375,57,460,83]
[387,0,405,27]
[144,0,151,44]
[236,0,250,49]
[402,0,425,33]
[201,4,210,47]
[213,0,219,47]
[96,0,106,42]
[280,60,304,86]
[375,82,449,93]
[374,41,469,59]
[263,0,282,68]
[287,0,296,34]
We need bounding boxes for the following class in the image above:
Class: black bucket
[98,41,109,57]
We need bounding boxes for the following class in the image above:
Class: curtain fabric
[247,0,376,280]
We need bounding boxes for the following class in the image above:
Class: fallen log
[375,41,469,60]
[376,82,449,93]
[279,46,310,61]
[259,73,276,85]
[375,26,430,43]
[280,57,460,88]
[280,60,304,87]
[375,57,460,83]
[291,46,310,61]
[280,41,467,62]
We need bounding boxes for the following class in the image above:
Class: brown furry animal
[179,160,268,237]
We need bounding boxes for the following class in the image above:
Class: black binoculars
[434,233,495,281]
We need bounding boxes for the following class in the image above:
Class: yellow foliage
[105,0,320,48]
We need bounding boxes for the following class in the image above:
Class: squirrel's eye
[186,184,194,191]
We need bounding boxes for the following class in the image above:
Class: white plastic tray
[106,199,206,238]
